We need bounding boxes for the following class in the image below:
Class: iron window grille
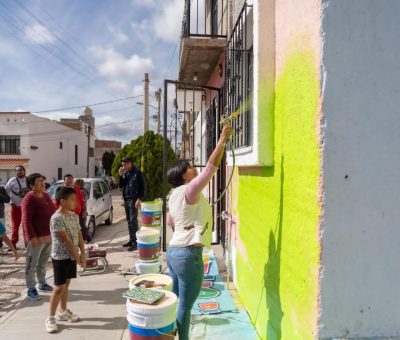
[224,3,253,149]
[0,135,20,154]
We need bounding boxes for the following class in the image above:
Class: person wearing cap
[119,157,146,251]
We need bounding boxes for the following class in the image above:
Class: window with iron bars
[224,3,253,149]
[0,135,20,154]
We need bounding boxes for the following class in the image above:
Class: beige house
[95,139,121,176]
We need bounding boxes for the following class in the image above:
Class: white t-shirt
[5,177,27,206]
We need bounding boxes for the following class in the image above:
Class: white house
[0,109,95,185]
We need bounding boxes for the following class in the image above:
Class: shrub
[112,131,176,201]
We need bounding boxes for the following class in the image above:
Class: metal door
[162,80,226,251]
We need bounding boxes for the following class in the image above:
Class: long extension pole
[162,80,168,252]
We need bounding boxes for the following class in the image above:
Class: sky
[0,0,183,142]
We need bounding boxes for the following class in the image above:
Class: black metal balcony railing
[182,0,228,38]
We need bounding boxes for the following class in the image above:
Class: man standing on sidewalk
[119,157,146,251]
[5,165,29,248]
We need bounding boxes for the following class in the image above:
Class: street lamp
[136,102,158,110]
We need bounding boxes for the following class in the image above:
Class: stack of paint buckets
[135,201,163,275]
[127,201,178,338]
[126,274,176,339]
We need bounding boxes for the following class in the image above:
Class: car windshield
[47,181,91,199]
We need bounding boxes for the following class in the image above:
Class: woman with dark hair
[22,173,56,301]
[166,124,232,340]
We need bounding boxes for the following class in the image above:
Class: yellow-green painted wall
[235,50,321,339]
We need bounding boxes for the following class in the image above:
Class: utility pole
[87,125,91,178]
[155,88,161,134]
[143,73,149,133]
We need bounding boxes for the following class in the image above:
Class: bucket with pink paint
[136,229,160,261]
[126,291,177,340]
[141,201,162,228]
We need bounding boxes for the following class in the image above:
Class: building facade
[0,111,95,185]
[95,139,122,175]
[177,0,400,339]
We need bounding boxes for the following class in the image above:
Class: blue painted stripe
[141,211,162,216]
[129,322,175,336]
[137,242,159,248]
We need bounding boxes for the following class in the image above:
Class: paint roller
[219,111,239,127]
[211,110,238,206]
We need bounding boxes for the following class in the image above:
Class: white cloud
[24,24,56,44]
[89,46,154,78]
[132,0,156,8]
[108,80,131,92]
[107,25,129,43]
[153,0,183,43]
[95,115,143,142]
[36,111,79,121]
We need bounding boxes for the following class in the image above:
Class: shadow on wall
[265,154,284,339]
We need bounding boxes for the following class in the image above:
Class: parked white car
[47,178,113,237]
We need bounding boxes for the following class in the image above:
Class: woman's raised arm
[185,125,233,204]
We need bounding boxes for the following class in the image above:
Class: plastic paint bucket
[129,274,173,292]
[140,226,161,233]
[135,259,161,275]
[141,201,162,228]
[126,291,177,340]
[141,212,161,227]
[136,230,160,261]
[141,201,163,212]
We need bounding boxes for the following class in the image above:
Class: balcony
[179,0,228,86]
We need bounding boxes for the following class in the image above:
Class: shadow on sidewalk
[69,287,126,306]
[56,316,127,332]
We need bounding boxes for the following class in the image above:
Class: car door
[92,180,104,222]
[99,180,111,223]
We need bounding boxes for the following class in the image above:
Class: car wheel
[88,217,96,238]
[105,207,113,225]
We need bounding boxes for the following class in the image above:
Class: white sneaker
[46,316,58,333]
[56,309,80,322]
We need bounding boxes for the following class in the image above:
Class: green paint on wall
[235,51,320,340]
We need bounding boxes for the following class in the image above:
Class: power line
[0,2,118,100]
[162,38,179,81]
[14,0,111,96]
[32,95,143,113]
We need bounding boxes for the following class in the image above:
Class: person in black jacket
[119,157,146,251]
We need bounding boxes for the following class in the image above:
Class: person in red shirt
[74,179,92,243]
[22,173,56,301]
[63,174,82,215]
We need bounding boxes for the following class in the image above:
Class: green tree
[112,131,176,201]
[102,151,116,176]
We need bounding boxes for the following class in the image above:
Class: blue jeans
[166,246,203,340]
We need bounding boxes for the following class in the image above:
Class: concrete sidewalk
[0,220,135,340]
[0,217,259,340]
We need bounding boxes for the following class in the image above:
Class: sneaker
[126,244,137,252]
[56,309,80,323]
[27,288,41,301]
[38,282,54,292]
[122,241,132,247]
[46,316,58,333]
